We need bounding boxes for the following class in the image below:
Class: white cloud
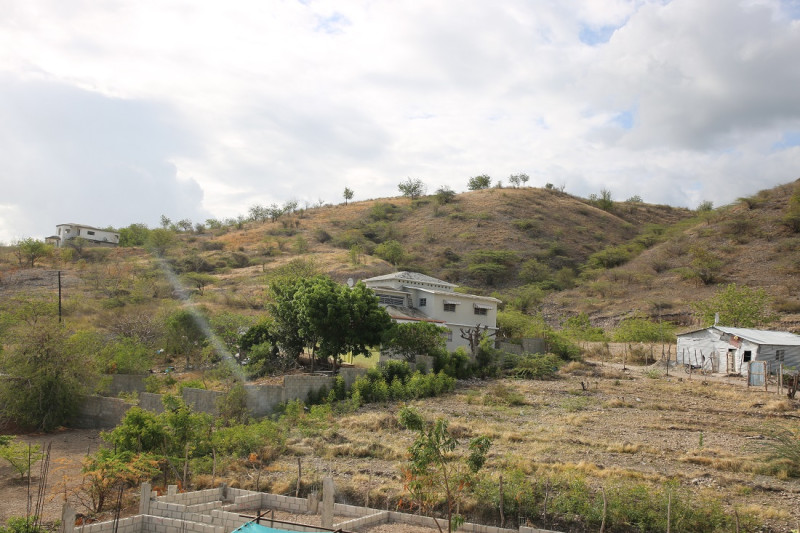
[0,0,798,242]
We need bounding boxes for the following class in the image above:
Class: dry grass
[765,399,796,412]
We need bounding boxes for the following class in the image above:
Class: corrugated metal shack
[676,326,800,374]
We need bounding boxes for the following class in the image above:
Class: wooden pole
[296,458,302,498]
[499,475,504,528]
[600,487,607,533]
[666,490,671,533]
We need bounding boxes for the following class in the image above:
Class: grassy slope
[3,181,800,332]
[546,180,800,331]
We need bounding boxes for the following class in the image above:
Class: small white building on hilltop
[362,271,500,352]
[676,325,800,374]
[52,223,120,247]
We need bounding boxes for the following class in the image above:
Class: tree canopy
[398,178,426,200]
[467,175,492,190]
[269,275,392,371]
[0,319,102,431]
[382,321,447,362]
[692,283,773,328]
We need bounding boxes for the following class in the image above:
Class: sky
[1,0,799,243]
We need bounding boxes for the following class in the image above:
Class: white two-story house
[51,223,120,247]
[362,271,500,352]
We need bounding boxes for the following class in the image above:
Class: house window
[419,298,427,307]
[776,349,785,362]
[379,295,405,306]
[474,307,488,316]
[87,230,95,236]
[443,303,456,312]
[443,330,452,341]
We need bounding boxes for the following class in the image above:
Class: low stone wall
[68,483,564,533]
[139,392,166,414]
[73,395,133,429]
[103,374,148,396]
[79,370,368,428]
[497,338,546,355]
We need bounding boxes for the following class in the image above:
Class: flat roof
[678,325,800,346]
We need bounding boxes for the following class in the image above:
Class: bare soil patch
[0,429,102,524]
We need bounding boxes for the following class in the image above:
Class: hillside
[4,181,800,334]
[545,179,800,331]
[185,186,693,298]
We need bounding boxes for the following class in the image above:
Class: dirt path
[0,429,102,524]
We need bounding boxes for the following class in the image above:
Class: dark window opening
[443,303,456,312]
[474,307,488,316]
[743,350,752,363]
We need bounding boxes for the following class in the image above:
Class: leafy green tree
[563,313,608,342]
[508,173,529,188]
[118,223,151,246]
[467,174,491,190]
[612,314,673,343]
[383,322,447,362]
[100,337,153,374]
[343,187,354,205]
[434,186,456,205]
[164,308,207,367]
[589,189,614,211]
[467,250,518,285]
[374,239,405,265]
[692,283,773,328]
[269,276,392,372]
[181,272,216,295]
[210,311,255,355]
[0,516,47,533]
[0,320,101,431]
[689,246,724,285]
[146,228,174,256]
[696,200,714,212]
[0,439,43,481]
[781,185,800,232]
[398,178,426,200]
[14,238,51,267]
[248,204,269,222]
[80,448,160,513]
[399,407,491,533]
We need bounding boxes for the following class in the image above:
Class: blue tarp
[231,522,295,533]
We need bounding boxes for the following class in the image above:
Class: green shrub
[433,348,472,379]
[178,379,206,392]
[513,353,562,380]
[211,419,285,460]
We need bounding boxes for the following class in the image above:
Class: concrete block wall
[244,384,284,418]
[185,501,223,513]
[223,493,262,512]
[139,392,165,413]
[157,487,224,505]
[73,395,133,429]
[334,510,389,530]
[104,374,148,396]
[142,514,222,533]
[338,367,367,388]
[333,502,375,518]
[75,515,143,533]
[283,374,334,403]
[149,501,188,519]
[260,493,309,514]
[181,388,224,415]
[388,511,448,530]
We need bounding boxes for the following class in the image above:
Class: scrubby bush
[512,353,562,380]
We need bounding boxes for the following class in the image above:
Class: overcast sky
[1,0,799,243]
